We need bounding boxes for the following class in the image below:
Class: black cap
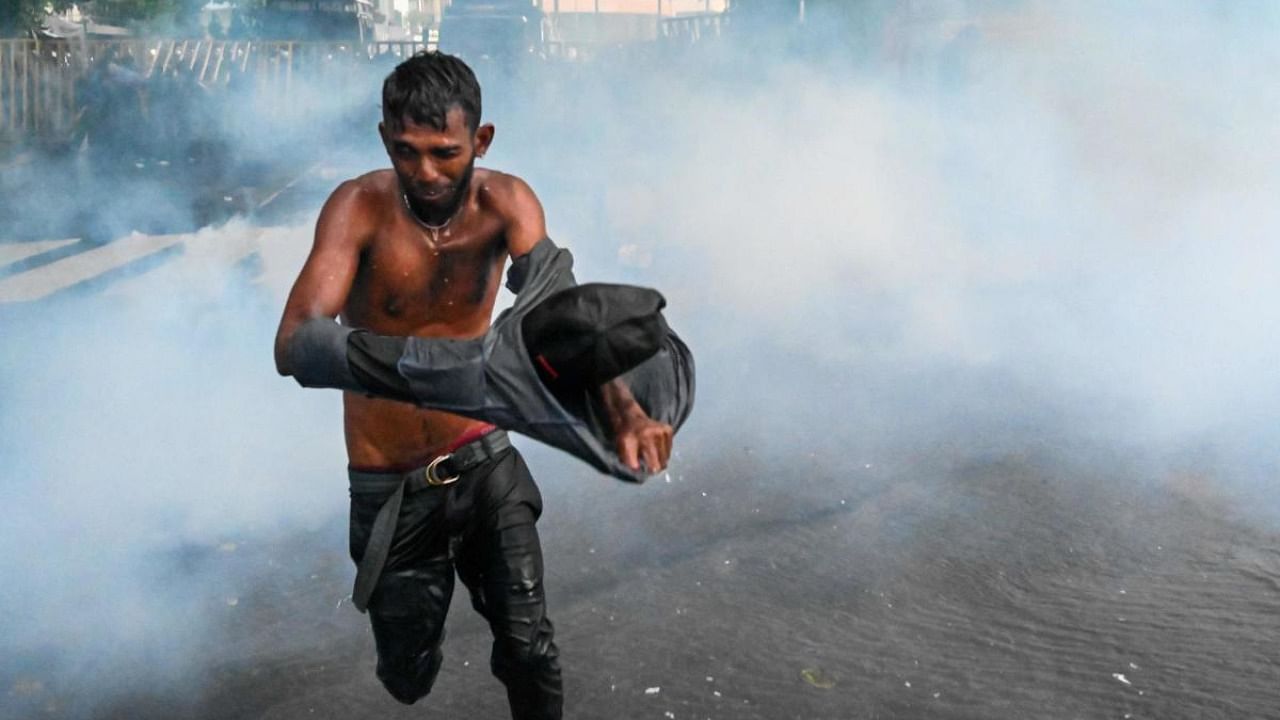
[522,283,669,392]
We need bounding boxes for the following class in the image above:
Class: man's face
[380,107,493,214]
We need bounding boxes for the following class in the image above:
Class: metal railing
[658,12,727,44]
[0,21,734,146]
[0,38,438,144]
[2,39,80,139]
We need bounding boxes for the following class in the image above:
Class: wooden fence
[0,38,435,144]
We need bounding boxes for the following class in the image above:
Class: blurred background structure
[0,0,759,247]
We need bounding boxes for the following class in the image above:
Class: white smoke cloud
[2,0,1278,713]
[570,1,1280,459]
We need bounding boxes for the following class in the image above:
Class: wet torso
[340,168,510,468]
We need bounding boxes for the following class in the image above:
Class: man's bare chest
[347,223,507,332]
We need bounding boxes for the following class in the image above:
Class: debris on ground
[801,668,836,689]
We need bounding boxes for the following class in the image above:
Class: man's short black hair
[382,51,482,132]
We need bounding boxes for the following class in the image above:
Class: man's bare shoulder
[318,171,394,228]
[475,169,537,210]
[474,169,544,232]
[329,169,396,207]
[313,171,396,250]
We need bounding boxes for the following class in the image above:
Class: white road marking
[0,238,79,266]
[0,232,185,302]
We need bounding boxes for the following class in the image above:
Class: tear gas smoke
[1,0,1277,714]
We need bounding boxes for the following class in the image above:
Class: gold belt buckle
[425,454,459,486]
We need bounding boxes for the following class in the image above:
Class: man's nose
[416,160,442,184]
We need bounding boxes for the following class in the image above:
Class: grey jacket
[289,238,695,483]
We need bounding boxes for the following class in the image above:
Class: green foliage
[1,0,76,37]
[88,0,183,24]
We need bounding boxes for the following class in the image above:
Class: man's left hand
[615,412,674,475]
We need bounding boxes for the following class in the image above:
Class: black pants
[348,448,563,719]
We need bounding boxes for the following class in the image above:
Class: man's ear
[377,121,389,146]
[474,123,495,158]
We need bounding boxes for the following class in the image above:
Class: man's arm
[495,174,674,474]
[274,181,370,376]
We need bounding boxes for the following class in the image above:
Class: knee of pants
[491,618,560,680]
[377,644,444,705]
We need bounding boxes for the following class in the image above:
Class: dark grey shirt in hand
[289,238,695,483]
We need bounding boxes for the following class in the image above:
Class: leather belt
[348,429,511,613]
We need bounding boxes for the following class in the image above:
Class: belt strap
[350,429,510,613]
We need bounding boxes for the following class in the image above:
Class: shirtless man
[273,52,673,719]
